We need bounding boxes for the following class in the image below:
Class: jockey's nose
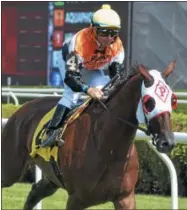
[107,34,115,40]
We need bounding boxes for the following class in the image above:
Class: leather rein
[97,74,158,145]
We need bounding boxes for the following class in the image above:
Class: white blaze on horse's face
[137,69,176,123]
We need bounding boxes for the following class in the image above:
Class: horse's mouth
[156,140,175,153]
[156,132,176,153]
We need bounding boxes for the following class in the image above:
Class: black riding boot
[41,104,69,147]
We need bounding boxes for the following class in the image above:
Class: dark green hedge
[136,112,187,196]
[135,142,187,196]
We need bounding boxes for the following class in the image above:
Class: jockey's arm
[108,46,125,79]
[64,52,89,93]
[64,52,104,99]
[108,62,125,79]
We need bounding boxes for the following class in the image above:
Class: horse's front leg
[23,178,58,210]
[66,195,85,210]
[113,190,136,210]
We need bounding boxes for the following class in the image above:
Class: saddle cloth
[30,98,91,162]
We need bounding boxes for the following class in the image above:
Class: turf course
[2,184,187,209]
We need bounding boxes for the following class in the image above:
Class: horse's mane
[105,65,141,101]
[118,63,151,86]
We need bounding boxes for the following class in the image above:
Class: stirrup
[56,139,65,147]
[40,129,64,148]
[40,130,57,148]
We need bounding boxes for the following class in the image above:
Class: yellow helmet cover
[92,4,121,29]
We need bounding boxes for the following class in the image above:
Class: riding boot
[41,104,70,148]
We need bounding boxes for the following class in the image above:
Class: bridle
[96,74,165,145]
[97,98,158,145]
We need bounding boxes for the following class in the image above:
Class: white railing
[2,118,187,210]
[2,87,187,96]
[35,166,42,210]
[2,88,187,105]
[2,87,64,93]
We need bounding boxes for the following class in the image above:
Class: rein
[98,99,159,144]
[96,74,158,144]
[97,98,151,136]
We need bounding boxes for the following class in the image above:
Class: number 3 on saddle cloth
[39,99,91,147]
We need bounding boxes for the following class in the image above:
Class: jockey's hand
[87,87,104,100]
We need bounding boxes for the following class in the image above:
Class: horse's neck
[93,74,142,158]
[111,73,142,118]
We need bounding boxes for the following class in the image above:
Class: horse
[2,61,177,210]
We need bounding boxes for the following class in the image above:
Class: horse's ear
[162,60,176,78]
[138,64,151,80]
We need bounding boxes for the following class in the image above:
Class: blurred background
[2,1,187,89]
[2,1,129,87]
[131,2,187,89]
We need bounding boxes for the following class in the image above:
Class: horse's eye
[171,93,177,110]
[143,95,155,113]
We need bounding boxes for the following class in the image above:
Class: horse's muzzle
[156,131,176,153]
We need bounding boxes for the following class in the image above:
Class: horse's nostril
[161,141,169,148]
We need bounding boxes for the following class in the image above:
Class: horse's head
[137,60,177,153]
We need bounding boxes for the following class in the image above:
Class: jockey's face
[96,27,120,48]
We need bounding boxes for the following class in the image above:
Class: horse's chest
[90,148,138,200]
[78,161,129,202]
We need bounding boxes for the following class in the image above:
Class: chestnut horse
[2,62,176,210]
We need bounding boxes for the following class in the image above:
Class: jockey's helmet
[91,4,121,29]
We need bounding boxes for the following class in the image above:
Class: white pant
[58,69,110,109]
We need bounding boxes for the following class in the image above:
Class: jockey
[41,4,125,147]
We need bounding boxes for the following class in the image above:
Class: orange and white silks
[68,27,125,70]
